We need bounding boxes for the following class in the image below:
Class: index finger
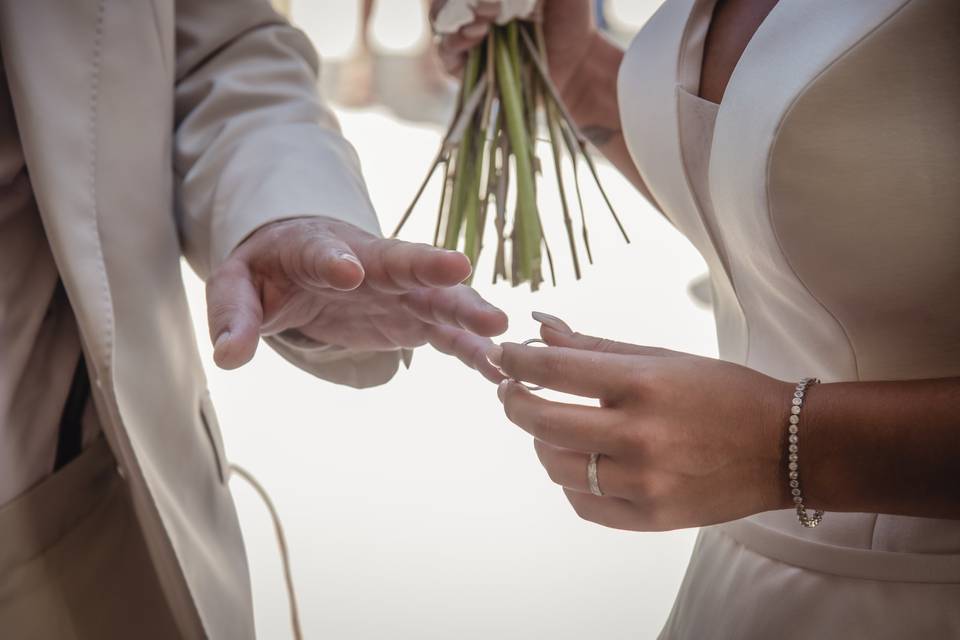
[497,343,639,400]
[357,238,472,293]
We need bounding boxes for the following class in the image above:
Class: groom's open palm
[205,217,508,381]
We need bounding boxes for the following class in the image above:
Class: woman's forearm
[792,377,960,519]
[561,33,658,208]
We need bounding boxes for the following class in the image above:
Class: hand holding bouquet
[394,0,629,291]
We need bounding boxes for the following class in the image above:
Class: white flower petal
[434,0,538,34]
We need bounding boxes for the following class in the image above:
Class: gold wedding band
[587,452,603,497]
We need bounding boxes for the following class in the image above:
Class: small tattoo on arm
[580,125,619,148]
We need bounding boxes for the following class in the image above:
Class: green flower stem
[444,47,483,249]
[495,26,540,287]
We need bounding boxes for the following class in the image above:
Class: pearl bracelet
[788,377,824,528]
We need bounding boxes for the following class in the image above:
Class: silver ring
[517,338,546,391]
[587,452,603,497]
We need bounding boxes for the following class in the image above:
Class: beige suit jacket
[0,1,401,637]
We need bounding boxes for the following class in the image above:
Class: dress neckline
[680,0,782,109]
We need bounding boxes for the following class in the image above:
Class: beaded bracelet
[788,378,824,528]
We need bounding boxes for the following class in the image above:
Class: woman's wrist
[560,32,625,141]
[790,378,960,518]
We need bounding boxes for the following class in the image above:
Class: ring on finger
[587,452,604,497]
[516,338,546,391]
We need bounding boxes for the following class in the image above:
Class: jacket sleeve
[173,0,402,388]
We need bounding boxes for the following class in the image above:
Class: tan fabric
[0,437,181,639]
[618,0,960,636]
[0,53,100,506]
[0,0,403,637]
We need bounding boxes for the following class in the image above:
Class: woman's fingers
[534,440,631,498]
[492,342,639,399]
[498,381,624,452]
[563,489,652,531]
[533,311,679,357]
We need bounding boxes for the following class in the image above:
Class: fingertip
[489,308,509,335]
[325,253,365,291]
[424,249,472,286]
[473,306,509,337]
[481,363,508,385]
[497,378,511,402]
[213,331,258,370]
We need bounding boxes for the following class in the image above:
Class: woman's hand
[431,0,598,101]
[487,313,795,531]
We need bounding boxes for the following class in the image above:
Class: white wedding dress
[617,0,960,637]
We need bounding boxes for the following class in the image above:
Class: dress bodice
[618,0,960,559]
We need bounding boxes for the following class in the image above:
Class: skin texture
[489,315,960,531]
[699,0,781,103]
[206,216,507,383]
[432,0,960,530]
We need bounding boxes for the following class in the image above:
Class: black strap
[54,354,90,471]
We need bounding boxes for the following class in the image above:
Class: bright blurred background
[181,2,719,638]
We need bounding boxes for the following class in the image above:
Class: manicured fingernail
[339,252,362,267]
[497,379,510,402]
[462,23,488,38]
[532,311,572,334]
[486,345,503,368]
[214,331,231,350]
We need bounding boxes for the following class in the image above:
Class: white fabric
[618,0,960,636]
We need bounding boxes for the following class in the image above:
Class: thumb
[206,261,263,369]
[532,311,675,357]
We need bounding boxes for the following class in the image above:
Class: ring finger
[533,440,629,499]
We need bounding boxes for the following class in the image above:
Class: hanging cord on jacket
[229,464,303,640]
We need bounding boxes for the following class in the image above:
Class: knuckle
[207,301,246,328]
[627,471,669,508]
[626,362,655,395]
[612,421,645,455]
[584,334,615,353]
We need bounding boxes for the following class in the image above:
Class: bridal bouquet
[392,0,629,290]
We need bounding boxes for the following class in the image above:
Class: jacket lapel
[0,0,115,374]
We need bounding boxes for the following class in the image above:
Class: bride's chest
[617,0,960,362]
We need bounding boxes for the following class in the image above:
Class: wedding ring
[516,338,546,391]
[587,452,603,497]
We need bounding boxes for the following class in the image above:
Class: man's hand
[205,217,508,381]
